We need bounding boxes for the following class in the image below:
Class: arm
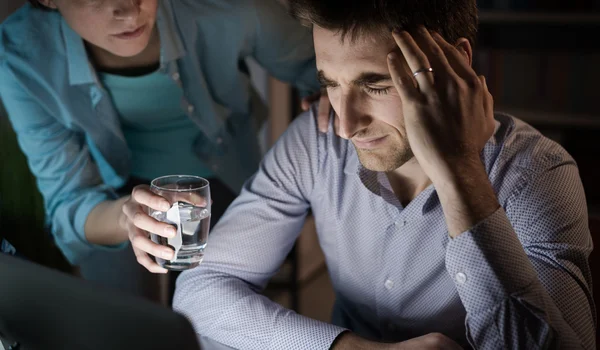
[443,159,595,349]
[0,62,127,264]
[249,0,320,94]
[173,111,345,350]
[386,28,594,349]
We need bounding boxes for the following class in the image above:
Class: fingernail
[165,226,176,237]
[163,250,174,260]
[388,52,396,61]
[161,201,170,211]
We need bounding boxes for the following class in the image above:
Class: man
[172,1,595,349]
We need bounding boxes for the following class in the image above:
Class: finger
[392,29,435,92]
[480,75,495,139]
[387,51,420,102]
[432,32,479,84]
[132,185,170,211]
[301,92,320,111]
[169,192,209,207]
[129,226,176,261]
[411,27,457,82]
[317,92,331,133]
[123,203,177,238]
[132,247,169,274]
[480,76,494,117]
[333,112,341,136]
[301,98,311,111]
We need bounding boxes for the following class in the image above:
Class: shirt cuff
[269,312,347,350]
[55,189,127,265]
[445,207,538,315]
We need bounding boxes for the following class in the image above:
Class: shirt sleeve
[445,160,595,349]
[0,61,126,265]
[173,107,346,350]
[248,0,320,95]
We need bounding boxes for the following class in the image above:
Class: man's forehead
[313,26,397,62]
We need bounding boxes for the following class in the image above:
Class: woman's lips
[113,25,146,39]
[353,135,388,149]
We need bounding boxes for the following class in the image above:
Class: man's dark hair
[288,0,478,46]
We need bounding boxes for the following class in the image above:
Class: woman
[0,0,325,298]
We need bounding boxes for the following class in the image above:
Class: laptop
[0,254,201,350]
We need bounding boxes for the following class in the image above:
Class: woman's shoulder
[0,4,64,65]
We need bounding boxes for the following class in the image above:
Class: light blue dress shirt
[174,107,595,349]
[0,0,319,264]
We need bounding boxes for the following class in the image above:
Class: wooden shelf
[479,12,600,24]
[497,106,600,128]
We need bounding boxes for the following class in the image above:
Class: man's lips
[352,135,388,149]
[113,25,146,39]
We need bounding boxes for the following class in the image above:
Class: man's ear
[37,0,58,9]
[455,38,473,66]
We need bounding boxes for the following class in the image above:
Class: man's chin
[355,148,414,172]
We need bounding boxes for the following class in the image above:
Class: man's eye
[365,87,390,95]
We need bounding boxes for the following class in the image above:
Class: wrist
[85,197,130,245]
[331,332,391,350]
[430,156,499,238]
[427,152,484,186]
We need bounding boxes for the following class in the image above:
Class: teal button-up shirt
[0,0,319,264]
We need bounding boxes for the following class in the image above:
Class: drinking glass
[148,175,211,270]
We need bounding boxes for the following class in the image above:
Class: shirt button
[216,137,223,145]
[455,272,467,285]
[395,220,406,227]
[187,105,195,113]
[212,165,219,172]
[384,279,394,290]
[172,72,180,81]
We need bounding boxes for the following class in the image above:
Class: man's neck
[385,158,432,207]
[86,26,161,76]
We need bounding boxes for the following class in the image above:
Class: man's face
[51,0,158,58]
[314,26,413,172]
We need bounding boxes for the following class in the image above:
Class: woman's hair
[288,0,478,46]
[28,0,51,10]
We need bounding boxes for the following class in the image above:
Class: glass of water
[148,175,211,271]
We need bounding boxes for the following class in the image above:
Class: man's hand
[332,332,463,350]
[386,27,499,237]
[387,27,495,180]
[301,90,340,134]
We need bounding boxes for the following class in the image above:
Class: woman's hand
[120,185,176,274]
[302,90,341,134]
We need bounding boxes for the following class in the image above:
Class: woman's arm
[0,62,127,265]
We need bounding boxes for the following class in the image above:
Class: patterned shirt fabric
[173,106,595,350]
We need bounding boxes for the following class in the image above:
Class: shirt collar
[62,18,96,86]
[61,0,185,86]
[156,0,186,63]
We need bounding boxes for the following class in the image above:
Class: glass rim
[150,175,210,192]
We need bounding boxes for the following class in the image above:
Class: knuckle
[131,186,142,198]
[466,75,481,90]
[136,255,147,265]
[132,211,145,225]
[428,332,446,344]
[131,233,146,246]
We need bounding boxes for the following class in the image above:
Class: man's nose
[337,91,370,139]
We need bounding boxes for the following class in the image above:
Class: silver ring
[413,67,434,77]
